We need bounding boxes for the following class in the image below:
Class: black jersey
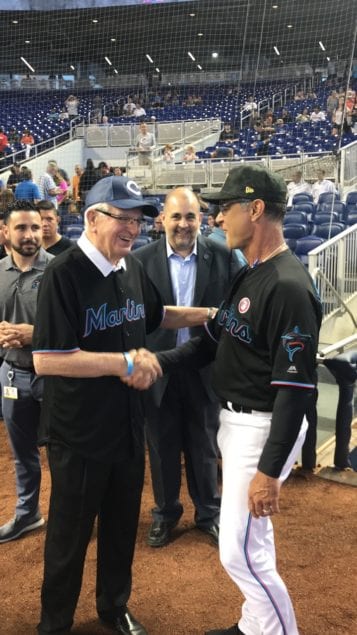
[32,246,163,460]
[209,251,322,411]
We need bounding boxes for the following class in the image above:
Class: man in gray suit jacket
[134,187,240,547]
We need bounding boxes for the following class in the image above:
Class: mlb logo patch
[238,297,250,313]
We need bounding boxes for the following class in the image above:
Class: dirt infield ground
[0,422,356,635]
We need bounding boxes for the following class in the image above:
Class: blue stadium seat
[284,211,308,225]
[63,225,83,242]
[317,191,340,205]
[294,235,325,265]
[345,212,357,226]
[131,236,152,250]
[283,223,309,239]
[313,212,339,225]
[292,193,313,204]
[311,222,345,239]
[292,202,316,217]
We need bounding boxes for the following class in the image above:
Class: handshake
[119,348,162,391]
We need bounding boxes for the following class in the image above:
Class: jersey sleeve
[267,278,320,390]
[32,263,81,353]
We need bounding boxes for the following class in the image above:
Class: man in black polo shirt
[32,176,213,635]
[0,201,53,543]
[155,165,322,635]
[37,200,73,255]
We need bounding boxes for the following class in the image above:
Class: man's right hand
[121,348,162,390]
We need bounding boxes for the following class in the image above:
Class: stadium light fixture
[155,68,160,73]
[272,4,279,8]
[25,40,31,44]
[189,13,195,17]
[197,33,203,37]
[197,64,203,70]
[319,41,326,51]
[274,46,280,56]
[287,24,293,28]
[12,20,18,24]
[70,65,75,71]
[188,51,196,61]
[20,57,35,73]
[105,56,112,66]
[212,52,219,58]
[110,38,116,42]
[326,57,330,61]
[146,54,154,63]
[92,19,98,23]
[114,69,118,74]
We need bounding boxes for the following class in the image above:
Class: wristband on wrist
[207,306,215,320]
[123,352,134,376]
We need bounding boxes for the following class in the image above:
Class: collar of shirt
[166,238,198,260]
[77,232,126,276]
[3,247,52,272]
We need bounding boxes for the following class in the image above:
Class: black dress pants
[38,443,145,634]
[146,369,221,527]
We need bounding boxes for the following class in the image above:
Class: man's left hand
[248,470,281,519]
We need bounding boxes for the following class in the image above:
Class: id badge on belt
[3,370,18,399]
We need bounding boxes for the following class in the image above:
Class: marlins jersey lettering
[208,251,322,411]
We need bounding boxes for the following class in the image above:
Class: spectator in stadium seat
[15,168,41,204]
[133,101,146,118]
[6,164,22,193]
[219,122,236,143]
[183,145,197,162]
[20,129,35,159]
[8,126,20,146]
[54,168,70,210]
[281,108,293,123]
[136,122,155,166]
[210,147,234,159]
[295,107,310,123]
[38,161,62,209]
[294,89,305,100]
[123,96,136,116]
[311,169,337,204]
[286,170,312,207]
[37,200,73,256]
[147,215,165,241]
[310,107,326,123]
[64,94,79,120]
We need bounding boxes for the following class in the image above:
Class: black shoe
[101,610,147,634]
[147,520,177,548]
[196,522,219,546]
[205,625,244,635]
[0,513,45,544]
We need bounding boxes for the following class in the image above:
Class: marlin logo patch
[281,326,312,362]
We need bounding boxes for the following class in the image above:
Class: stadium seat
[131,236,152,250]
[292,193,313,204]
[283,223,309,239]
[294,235,325,265]
[284,237,297,252]
[344,212,357,226]
[313,212,339,225]
[345,191,357,207]
[311,222,345,239]
[317,191,340,205]
[63,225,84,242]
[284,211,308,224]
[291,202,316,217]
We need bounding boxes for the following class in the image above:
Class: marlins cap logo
[126,180,142,196]
[245,186,254,193]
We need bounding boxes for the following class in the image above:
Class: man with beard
[0,200,53,543]
[135,187,240,548]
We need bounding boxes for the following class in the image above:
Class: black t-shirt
[46,236,74,256]
[32,246,163,460]
[209,251,322,411]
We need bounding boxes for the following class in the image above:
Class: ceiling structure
[0,0,355,79]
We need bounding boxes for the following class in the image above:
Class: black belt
[7,362,35,373]
[221,400,253,414]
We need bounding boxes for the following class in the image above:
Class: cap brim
[201,190,239,203]
[111,197,159,217]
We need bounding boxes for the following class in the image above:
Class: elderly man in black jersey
[32,176,214,635]
[155,164,322,635]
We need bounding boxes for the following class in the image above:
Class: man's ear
[85,208,98,228]
[250,199,265,222]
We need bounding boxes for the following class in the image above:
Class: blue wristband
[123,352,134,376]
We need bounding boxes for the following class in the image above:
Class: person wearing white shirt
[123,97,136,116]
[133,104,146,118]
[311,169,337,204]
[310,107,326,123]
[287,170,312,207]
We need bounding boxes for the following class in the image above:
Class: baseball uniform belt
[221,400,253,414]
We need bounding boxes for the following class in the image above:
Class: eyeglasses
[219,199,252,215]
[95,208,144,227]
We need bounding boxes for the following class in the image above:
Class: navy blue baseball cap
[85,176,160,217]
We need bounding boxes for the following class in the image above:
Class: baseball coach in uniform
[32,176,213,635]
[155,164,322,635]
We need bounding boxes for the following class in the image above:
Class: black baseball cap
[202,164,287,204]
[85,176,160,217]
